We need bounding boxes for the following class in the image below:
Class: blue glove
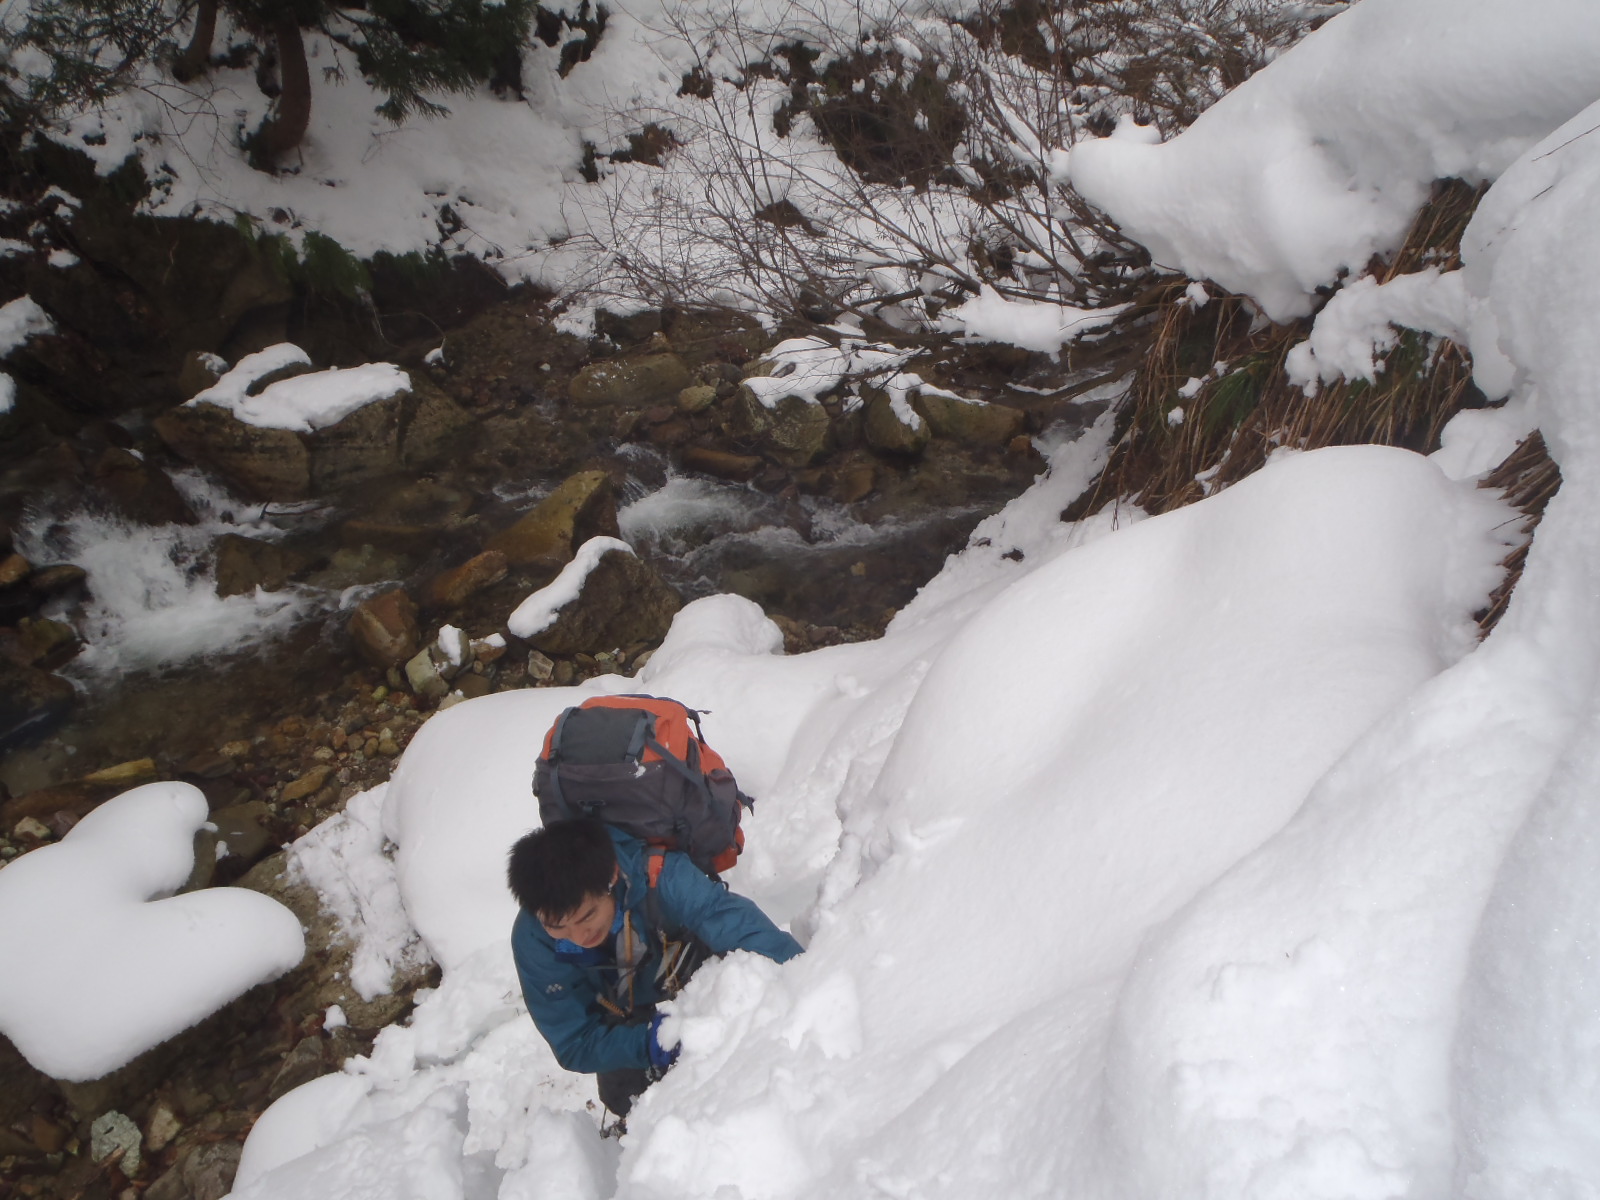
[647,1013,680,1070]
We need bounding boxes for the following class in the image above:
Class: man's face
[538,868,621,948]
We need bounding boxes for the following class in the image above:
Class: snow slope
[217,2,1600,1198]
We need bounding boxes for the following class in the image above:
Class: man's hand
[647,1013,680,1069]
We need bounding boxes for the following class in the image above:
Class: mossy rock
[730,386,831,467]
[485,469,619,567]
[863,389,929,457]
[915,391,1025,446]
[569,354,691,406]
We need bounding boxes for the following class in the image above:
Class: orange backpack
[532,694,750,880]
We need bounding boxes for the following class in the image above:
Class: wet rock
[595,307,662,344]
[82,759,159,789]
[676,384,718,414]
[425,550,508,609]
[730,387,831,467]
[280,767,332,805]
[155,370,460,502]
[0,660,75,753]
[527,549,682,656]
[154,401,311,499]
[680,445,763,482]
[404,648,449,702]
[569,354,691,407]
[177,349,228,399]
[12,615,80,669]
[916,391,1026,446]
[485,469,618,568]
[146,1140,242,1200]
[349,589,420,668]
[145,1100,183,1153]
[268,1035,328,1102]
[27,562,88,599]
[863,391,930,457]
[214,533,314,598]
[455,672,492,699]
[89,1110,142,1177]
[89,446,198,525]
[0,552,29,586]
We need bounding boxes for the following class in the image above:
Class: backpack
[532,694,752,882]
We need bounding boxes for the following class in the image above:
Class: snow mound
[0,783,305,1081]
[1066,0,1600,319]
[189,344,410,432]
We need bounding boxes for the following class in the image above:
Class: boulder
[569,354,691,407]
[425,550,508,609]
[0,661,74,754]
[146,1140,242,1200]
[527,549,682,656]
[730,386,831,467]
[88,447,198,525]
[214,534,314,597]
[349,589,420,668]
[154,402,311,499]
[485,470,618,567]
[306,393,404,495]
[680,445,763,481]
[155,372,465,503]
[915,391,1026,446]
[863,390,930,457]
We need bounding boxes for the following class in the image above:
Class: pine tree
[0,0,176,134]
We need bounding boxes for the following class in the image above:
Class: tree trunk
[252,16,311,166]
[171,0,218,83]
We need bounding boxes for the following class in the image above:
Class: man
[508,818,802,1118]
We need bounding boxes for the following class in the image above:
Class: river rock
[680,445,763,481]
[915,390,1026,446]
[214,533,314,597]
[863,390,930,457]
[729,387,831,467]
[425,550,508,609]
[677,384,719,414]
[569,354,691,407]
[485,469,618,567]
[349,589,420,668]
[154,401,310,499]
[0,552,30,586]
[89,446,198,525]
[527,549,682,656]
[11,616,79,670]
[146,1139,242,1200]
[155,371,465,502]
[0,660,74,753]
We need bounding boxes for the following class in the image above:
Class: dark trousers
[597,1067,653,1117]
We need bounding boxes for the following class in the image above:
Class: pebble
[144,1102,182,1153]
[377,730,400,757]
[526,650,555,682]
[12,816,51,841]
[90,1111,142,1177]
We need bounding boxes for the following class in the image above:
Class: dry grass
[1476,432,1562,635]
[1067,179,1490,520]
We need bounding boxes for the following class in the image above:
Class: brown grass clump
[1476,432,1562,635]
[1067,179,1490,520]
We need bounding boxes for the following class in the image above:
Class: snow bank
[189,344,410,433]
[0,783,304,1080]
[1066,0,1600,319]
[939,284,1127,356]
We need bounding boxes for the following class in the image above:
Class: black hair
[507,819,617,920]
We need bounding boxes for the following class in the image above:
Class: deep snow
[7,0,1600,1196]
[215,2,1600,1198]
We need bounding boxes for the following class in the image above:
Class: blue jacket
[512,827,803,1073]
